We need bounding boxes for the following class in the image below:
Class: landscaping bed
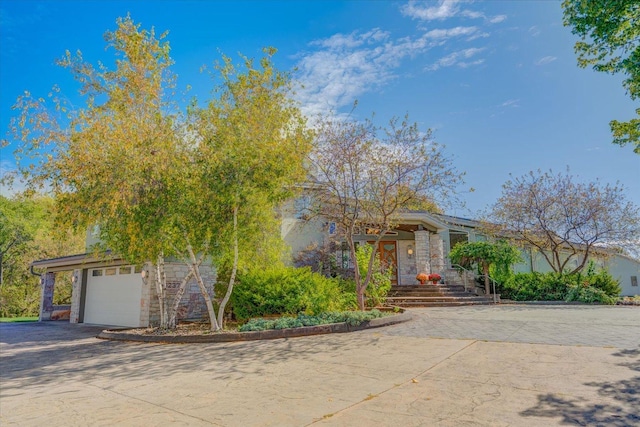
[98,309,411,343]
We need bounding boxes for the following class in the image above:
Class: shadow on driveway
[0,321,383,392]
[520,347,640,426]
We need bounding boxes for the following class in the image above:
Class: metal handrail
[445,263,499,303]
[445,263,473,292]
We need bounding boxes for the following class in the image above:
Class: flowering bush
[416,273,429,283]
[428,273,441,282]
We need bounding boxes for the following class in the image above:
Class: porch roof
[395,211,478,233]
[31,251,128,273]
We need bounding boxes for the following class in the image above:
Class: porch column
[429,233,445,275]
[69,269,82,323]
[414,229,430,276]
[39,272,55,321]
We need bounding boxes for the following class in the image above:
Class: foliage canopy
[487,169,640,273]
[562,0,640,153]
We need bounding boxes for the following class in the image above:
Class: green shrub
[238,309,387,332]
[564,283,617,305]
[355,244,392,307]
[499,264,620,303]
[501,272,567,301]
[231,266,353,321]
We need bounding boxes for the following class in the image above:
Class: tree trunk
[482,262,490,295]
[346,233,365,311]
[167,269,194,329]
[186,243,220,331]
[217,204,239,328]
[155,254,168,329]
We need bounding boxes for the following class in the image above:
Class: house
[32,208,640,327]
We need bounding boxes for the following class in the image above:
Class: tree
[5,15,194,328]
[0,194,84,317]
[487,169,640,274]
[310,113,463,310]
[6,16,312,331]
[562,0,640,153]
[191,48,314,328]
[448,240,522,295]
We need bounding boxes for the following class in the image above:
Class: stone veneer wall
[397,240,418,285]
[414,230,431,277]
[147,262,217,326]
[429,233,446,275]
[39,272,55,321]
[69,269,82,324]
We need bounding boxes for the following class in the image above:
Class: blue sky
[1,0,638,217]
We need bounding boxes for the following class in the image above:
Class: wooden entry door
[378,241,398,285]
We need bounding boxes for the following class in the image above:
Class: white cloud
[292,1,503,115]
[312,29,390,50]
[500,99,519,108]
[401,0,462,21]
[295,25,486,115]
[458,59,484,68]
[424,26,479,39]
[535,55,557,66]
[426,47,485,71]
[529,26,541,37]
[401,1,507,25]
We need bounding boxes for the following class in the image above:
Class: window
[119,266,132,275]
[328,222,337,235]
[340,242,349,269]
[105,268,116,276]
[294,196,311,220]
[449,231,468,249]
[632,276,638,287]
[134,265,143,274]
[91,269,103,277]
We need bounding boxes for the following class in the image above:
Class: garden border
[97,310,413,344]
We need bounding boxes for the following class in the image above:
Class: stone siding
[69,269,82,324]
[397,240,418,285]
[429,233,446,276]
[147,262,217,326]
[39,272,55,321]
[414,230,431,277]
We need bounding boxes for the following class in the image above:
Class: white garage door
[84,266,143,327]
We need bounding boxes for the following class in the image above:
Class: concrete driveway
[1,305,638,426]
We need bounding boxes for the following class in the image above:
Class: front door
[378,241,398,285]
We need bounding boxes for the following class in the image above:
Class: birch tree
[310,114,463,310]
[6,17,312,330]
[4,16,208,329]
[192,49,313,328]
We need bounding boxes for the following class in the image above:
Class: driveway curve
[1,305,638,426]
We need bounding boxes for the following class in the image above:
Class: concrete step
[388,293,474,299]
[391,286,470,293]
[389,300,494,307]
[387,296,492,303]
[387,283,496,307]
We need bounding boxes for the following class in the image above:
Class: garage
[84,265,144,327]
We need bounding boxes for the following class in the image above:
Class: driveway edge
[97,311,413,344]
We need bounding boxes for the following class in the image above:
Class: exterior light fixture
[407,245,414,259]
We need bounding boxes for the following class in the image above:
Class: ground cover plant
[238,309,388,332]
[0,317,38,323]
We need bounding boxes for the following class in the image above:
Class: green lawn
[0,316,38,323]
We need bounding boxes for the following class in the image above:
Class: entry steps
[386,284,495,307]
